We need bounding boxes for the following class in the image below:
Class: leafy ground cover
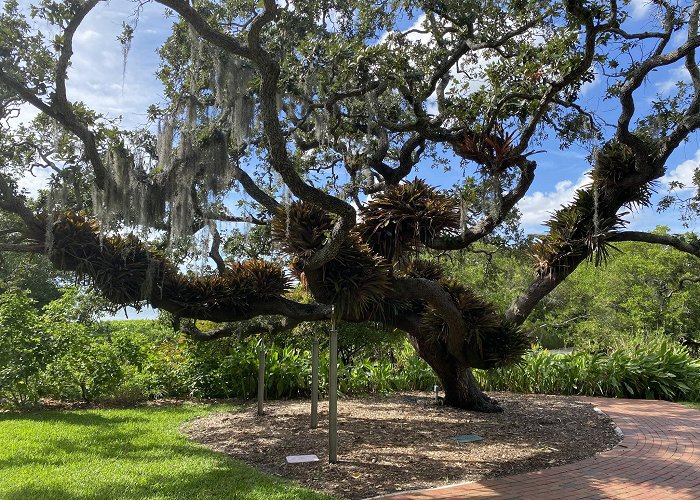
[475,338,700,402]
[0,404,331,500]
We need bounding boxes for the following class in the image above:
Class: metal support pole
[329,306,338,463]
[257,340,265,416]
[311,333,319,429]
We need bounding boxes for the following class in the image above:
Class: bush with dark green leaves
[177,334,437,399]
[41,289,124,402]
[0,289,57,407]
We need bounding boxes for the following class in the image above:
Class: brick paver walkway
[375,398,700,499]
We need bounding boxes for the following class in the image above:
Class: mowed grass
[681,401,700,409]
[0,404,332,500]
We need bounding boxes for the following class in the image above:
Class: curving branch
[0,176,44,239]
[179,315,308,341]
[54,1,101,114]
[231,162,281,213]
[156,0,251,58]
[422,14,547,102]
[390,277,468,363]
[617,34,700,153]
[427,159,536,250]
[168,0,356,270]
[607,231,700,259]
[0,1,108,188]
[207,221,227,274]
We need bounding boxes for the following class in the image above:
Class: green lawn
[681,401,700,409]
[0,404,332,500]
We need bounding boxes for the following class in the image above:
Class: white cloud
[663,149,700,192]
[655,65,690,95]
[65,0,169,129]
[629,0,651,19]
[580,70,602,96]
[517,173,591,230]
[6,1,168,130]
[16,168,52,198]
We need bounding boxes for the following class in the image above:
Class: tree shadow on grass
[0,410,145,426]
[1,408,330,500]
[3,462,331,500]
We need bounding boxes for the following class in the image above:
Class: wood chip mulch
[184,392,621,499]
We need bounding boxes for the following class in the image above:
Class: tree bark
[407,331,502,412]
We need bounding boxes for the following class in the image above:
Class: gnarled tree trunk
[407,331,502,413]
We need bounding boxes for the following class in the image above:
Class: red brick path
[373,398,700,499]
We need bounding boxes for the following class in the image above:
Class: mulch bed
[184,392,621,499]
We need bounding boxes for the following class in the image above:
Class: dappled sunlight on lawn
[0,405,331,500]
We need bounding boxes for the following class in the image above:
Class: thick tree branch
[607,231,700,259]
[54,1,100,114]
[156,0,251,58]
[617,34,700,150]
[207,221,227,274]
[390,277,468,363]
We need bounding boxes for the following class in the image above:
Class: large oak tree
[2,0,700,411]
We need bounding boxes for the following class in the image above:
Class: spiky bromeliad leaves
[270,201,334,258]
[356,179,460,266]
[165,260,291,316]
[49,212,290,318]
[271,201,392,319]
[270,183,529,368]
[401,259,445,281]
[451,129,535,174]
[309,238,393,320]
[592,140,656,210]
[532,185,628,275]
[420,281,530,369]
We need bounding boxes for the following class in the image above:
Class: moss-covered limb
[47,212,329,323]
[507,140,662,325]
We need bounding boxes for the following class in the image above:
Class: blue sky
[12,0,700,317]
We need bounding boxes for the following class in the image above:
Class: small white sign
[286,454,320,464]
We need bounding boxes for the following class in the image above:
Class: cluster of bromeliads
[41,132,651,372]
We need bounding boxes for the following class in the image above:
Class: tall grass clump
[475,337,700,401]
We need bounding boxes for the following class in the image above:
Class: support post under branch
[257,340,265,416]
[311,333,319,429]
[329,306,338,463]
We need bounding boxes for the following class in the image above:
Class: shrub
[42,290,124,403]
[0,289,55,407]
[475,338,700,401]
